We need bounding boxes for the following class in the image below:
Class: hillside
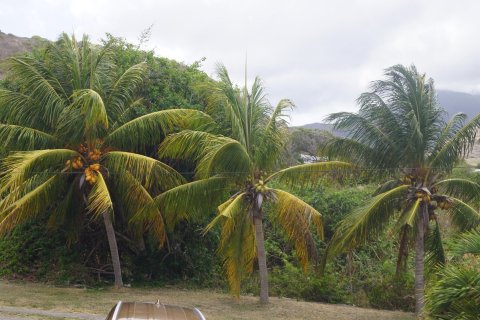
[0,31,47,77]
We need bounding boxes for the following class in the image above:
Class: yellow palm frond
[105,151,185,192]
[0,149,80,192]
[0,174,67,235]
[114,170,167,247]
[87,171,113,219]
[270,189,323,269]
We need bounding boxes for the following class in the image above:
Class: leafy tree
[323,64,480,316]
[154,65,349,303]
[0,33,210,288]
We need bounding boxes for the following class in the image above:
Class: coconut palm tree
[153,64,350,303]
[0,33,210,288]
[323,64,480,316]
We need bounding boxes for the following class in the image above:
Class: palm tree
[323,64,480,316]
[0,33,210,288]
[153,64,350,303]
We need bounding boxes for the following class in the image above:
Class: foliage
[324,64,480,314]
[157,64,352,302]
[426,230,480,319]
[0,33,212,287]
[0,219,88,283]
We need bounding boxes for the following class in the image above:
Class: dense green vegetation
[1,33,480,318]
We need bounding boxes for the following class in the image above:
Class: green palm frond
[5,56,66,126]
[425,219,446,270]
[0,90,47,129]
[450,229,480,256]
[105,109,213,152]
[57,89,109,144]
[447,198,480,231]
[426,264,480,320]
[322,137,388,170]
[396,198,421,229]
[114,170,166,247]
[0,149,79,192]
[152,176,232,226]
[326,184,409,259]
[373,179,403,196]
[0,124,60,152]
[0,174,67,235]
[433,178,480,203]
[211,64,248,147]
[0,172,53,212]
[428,113,480,172]
[47,179,84,244]
[106,62,147,118]
[265,161,352,187]
[159,130,252,179]
[255,99,293,168]
[270,189,323,269]
[86,171,113,219]
[104,151,185,192]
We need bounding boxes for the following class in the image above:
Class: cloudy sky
[2,0,480,125]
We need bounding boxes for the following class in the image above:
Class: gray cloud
[1,0,480,125]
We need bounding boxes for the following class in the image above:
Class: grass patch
[0,280,414,320]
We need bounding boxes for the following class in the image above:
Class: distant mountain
[0,31,48,77]
[437,90,480,119]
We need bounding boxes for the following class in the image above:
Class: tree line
[0,33,479,319]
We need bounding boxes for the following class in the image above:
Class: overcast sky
[2,0,480,125]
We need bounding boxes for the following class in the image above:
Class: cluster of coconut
[85,164,100,184]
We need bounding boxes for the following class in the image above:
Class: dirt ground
[0,281,414,320]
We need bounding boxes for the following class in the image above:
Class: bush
[0,219,89,284]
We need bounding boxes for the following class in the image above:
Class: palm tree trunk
[102,212,123,289]
[253,210,269,304]
[414,204,426,316]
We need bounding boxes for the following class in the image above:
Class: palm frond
[373,179,402,196]
[326,184,409,259]
[428,112,480,172]
[47,178,84,244]
[105,109,213,152]
[447,198,480,231]
[104,151,185,192]
[106,62,147,119]
[0,174,67,235]
[433,178,480,203]
[152,176,232,226]
[86,171,113,219]
[396,198,421,229]
[57,89,109,144]
[0,149,79,192]
[265,161,352,187]
[0,90,47,129]
[426,263,480,319]
[159,130,252,179]
[205,193,247,233]
[114,170,167,247]
[5,56,66,126]
[0,124,60,152]
[255,99,293,169]
[269,189,323,269]
[425,219,446,270]
[450,229,480,256]
[214,195,255,297]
